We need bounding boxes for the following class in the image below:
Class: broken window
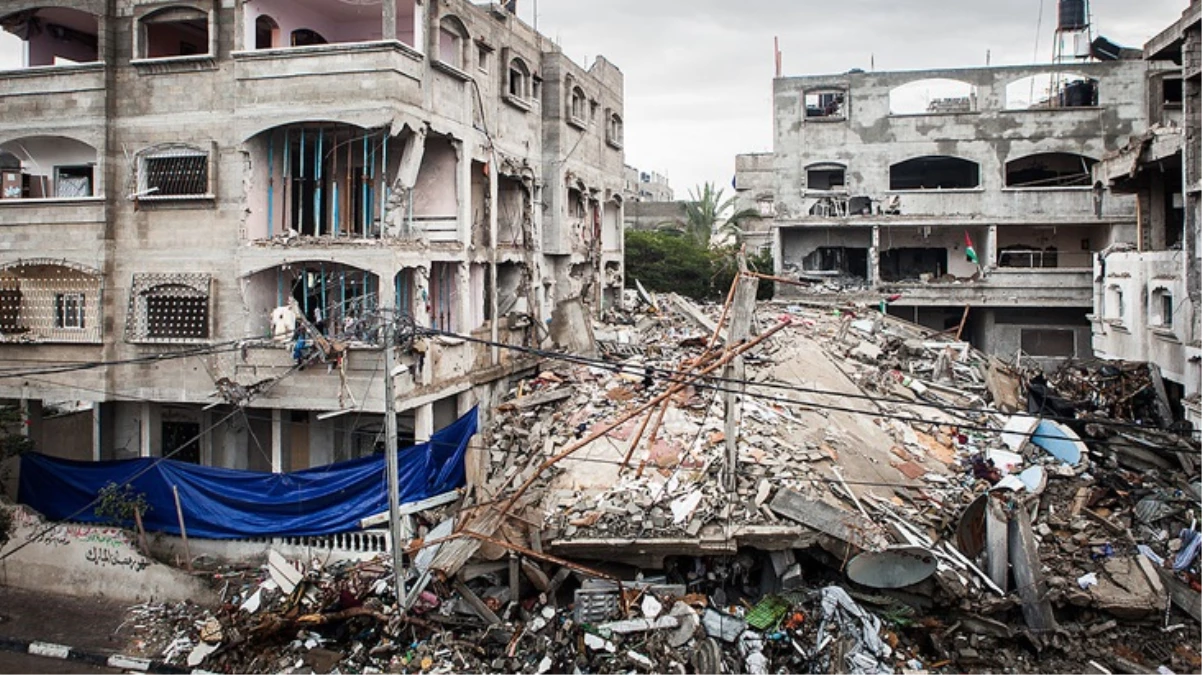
[0,7,100,67]
[438,16,467,70]
[498,176,530,247]
[138,145,211,199]
[0,262,102,343]
[1005,73,1098,109]
[126,273,212,343]
[253,124,392,239]
[429,262,457,332]
[1152,289,1174,329]
[139,6,209,59]
[606,112,623,148]
[246,264,378,342]
[0,136,97,199]
[1163,78,1183,107]
[806,164,846,191]
[803,247,868,279]
[878,248,949,282]
[804,90,845,118]
[889,79,977,115]
[254,15,279,49]
[1020,328,1076,357]
[889,156,979,190]
[998,245,1059,268]
[1005,152,1096,188]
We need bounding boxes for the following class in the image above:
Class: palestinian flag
[964,231,979,264]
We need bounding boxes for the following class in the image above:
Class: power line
[415,326,1201,441]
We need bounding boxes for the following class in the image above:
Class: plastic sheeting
[18,407,477,540]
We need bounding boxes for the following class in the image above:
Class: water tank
[1058,0,1088,31]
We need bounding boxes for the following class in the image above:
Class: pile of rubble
[115,278,1198,674]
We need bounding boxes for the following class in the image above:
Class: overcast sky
[524,0,1189,197]
[1,1,1188,197]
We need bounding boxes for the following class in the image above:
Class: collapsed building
[0,0,625,468]
[734,13,1162,372]
[1093,0,1202,431]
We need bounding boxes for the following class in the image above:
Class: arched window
[569,86,587,122]
[129,279,212,341]
[889,79,977,115]
[1106,285,1125,322]
[0,7,100,68]
[291,28,327,47]
[437,15,468,70]
[1005,73,1098,110]
[139,6,210,59]
[889,156,980,190]
[508,57,530,99]
[1005,152,1096,188]
[0,136,98,199]
[606,112,623,148]
[136,144,212,199]
[0,260,102,344]
[254,15,279,50]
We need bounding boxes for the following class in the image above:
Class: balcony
[232,42,423,119]
[884,267,1093,307]
[0,63,106,133]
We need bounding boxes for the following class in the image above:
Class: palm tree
[684,182,760,247]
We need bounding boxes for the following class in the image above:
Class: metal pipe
[315,127,324,236]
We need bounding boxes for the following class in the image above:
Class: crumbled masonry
[117,285,1199,674]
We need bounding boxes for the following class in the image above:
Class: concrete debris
[107,293,1200,674]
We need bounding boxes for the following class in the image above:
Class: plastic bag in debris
[817,586,894,675]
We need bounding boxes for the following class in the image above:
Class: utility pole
[382,319,405,605]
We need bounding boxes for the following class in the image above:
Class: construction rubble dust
[87,280,1202,673]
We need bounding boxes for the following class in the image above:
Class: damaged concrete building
[0,0,625,467]
[737,54,1154,368]
[1093,0,1202,430]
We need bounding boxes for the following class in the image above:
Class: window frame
[54,292,86,330]
[132,4,216,64]
[126,273,214,344]
[135,143,215,202]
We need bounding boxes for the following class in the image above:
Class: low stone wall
[0,505,218,605]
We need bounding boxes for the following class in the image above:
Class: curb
[0,635,190,674]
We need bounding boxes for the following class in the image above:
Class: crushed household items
[68,275,1202,673]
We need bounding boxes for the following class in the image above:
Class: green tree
[625,230,715,301]
[684,182,760,247]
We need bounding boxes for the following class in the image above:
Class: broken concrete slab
[769,489,888,552]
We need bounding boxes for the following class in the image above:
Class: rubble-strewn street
[108,286,1200,674]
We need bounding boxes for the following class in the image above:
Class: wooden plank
[1008,505,1057,632]
[724,269,758,492]
[521,558,551,592]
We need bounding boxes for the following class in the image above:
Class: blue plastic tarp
[18,407,477,540]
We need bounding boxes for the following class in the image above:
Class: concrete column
[414,403,434,443]
[378,266,397,314]
[91,404,102,461]
[382,0,398,41]
[985,224,999,271]
[869,225,881,286]
[200,411,213,466]
[772,227,783,277]
[413,0,426,54]
[457,262,472,334]
[139,402,152,458]
[457,389,476,417]
[271,408,283,473]
[19,399,42,449]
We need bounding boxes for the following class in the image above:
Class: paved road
[0,650,119,674]
[0,585,131,673]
